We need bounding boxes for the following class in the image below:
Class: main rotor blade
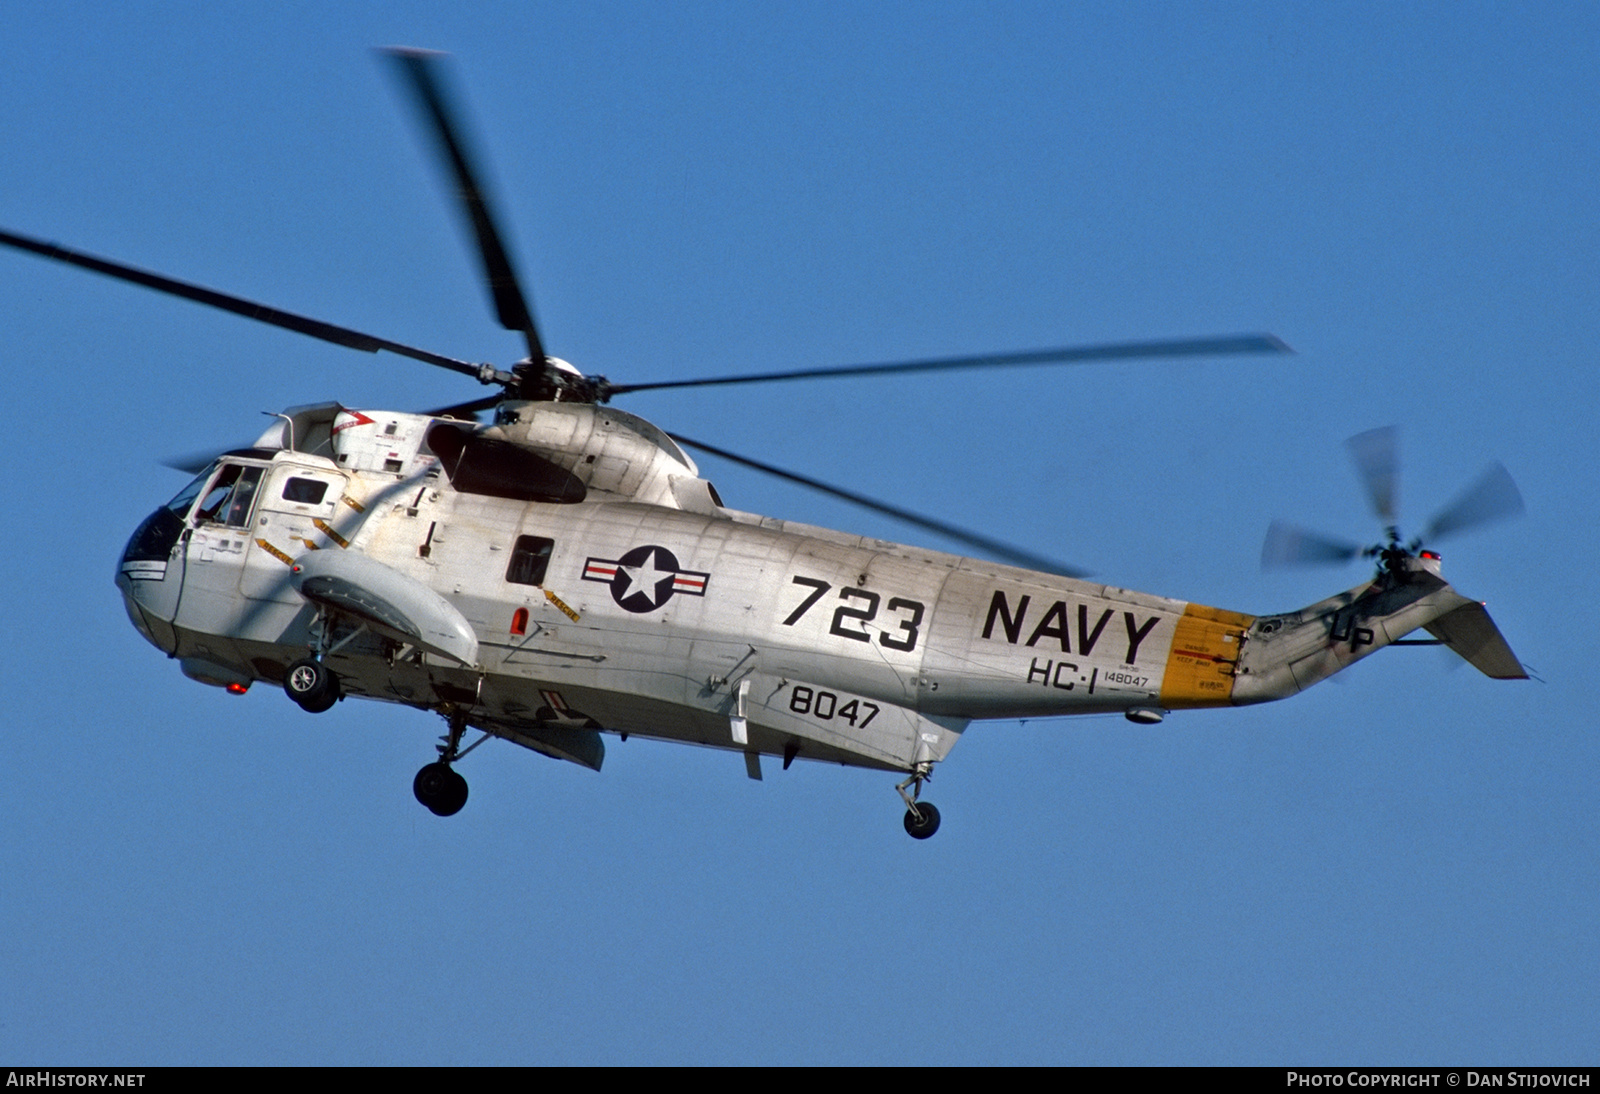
[162,449,227,475]
[1346,425,1400,525]
[422,393,501,419]
[1421,462,1524,543]
[1260,520,1364,569]
[605,334,1291,397]
[671,433,1088,578]
[384,48,546,365]
[0,228,486,379]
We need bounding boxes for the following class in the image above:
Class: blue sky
[2,2,1595,1064]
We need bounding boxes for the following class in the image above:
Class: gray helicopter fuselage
[117,400,1514,780]
[114,400,1279,774]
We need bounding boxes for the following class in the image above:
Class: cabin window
[282,477,329,505]
[505,535,555,586]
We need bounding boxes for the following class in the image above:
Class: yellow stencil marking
[543,588,580,622]
[254,538,296,567]
[1159,602,1253,709]
[313,518,350,548]
[340,494,366,513]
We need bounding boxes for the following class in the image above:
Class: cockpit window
[195,464,265,528]
[506,535,555,586]
[195,466,240,522]
[222,468,264,526]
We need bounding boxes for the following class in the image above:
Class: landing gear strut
[413,711,472,817]
[896,763,941,840]
[284,657,340,713]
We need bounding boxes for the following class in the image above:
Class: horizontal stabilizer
[1423,602,1527,680]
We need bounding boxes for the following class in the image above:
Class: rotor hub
[506,356,611,403]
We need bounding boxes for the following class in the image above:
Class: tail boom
[1227,569,1524,704]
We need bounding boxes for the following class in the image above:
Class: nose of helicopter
[116,505,187,652]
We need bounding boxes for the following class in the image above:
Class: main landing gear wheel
[283,658,340,713]
[413,762,469,816]
[903,802,941,839]
[414,711,474,816]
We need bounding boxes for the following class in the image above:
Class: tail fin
[1424,601,1527,679]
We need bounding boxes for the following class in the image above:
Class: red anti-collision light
[226,682,250,695]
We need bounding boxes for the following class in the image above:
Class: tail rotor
[1261,426,1523,573]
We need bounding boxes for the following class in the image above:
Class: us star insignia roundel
[582,545,710,613]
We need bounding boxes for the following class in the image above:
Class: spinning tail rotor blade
[1346,425,1400,525]
[671,434,1088,578]
[604,334,1291,396]
[1260,520,1365,569]
[1421,462,1524,543]
[1261,426,1525,573]
[384,48,547,366]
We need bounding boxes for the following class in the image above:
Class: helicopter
[1,49,1526,838]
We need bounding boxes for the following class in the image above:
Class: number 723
[781,576,925,654]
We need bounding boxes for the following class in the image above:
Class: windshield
[164,469,211,515]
